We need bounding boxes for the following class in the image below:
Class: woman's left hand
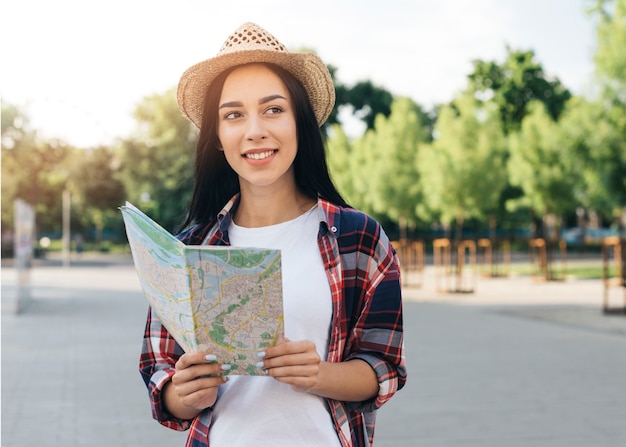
[260,339,321,393]
[261,339,379,402]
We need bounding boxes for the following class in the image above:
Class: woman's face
[217,63,298,192]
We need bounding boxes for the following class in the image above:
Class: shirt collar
[216,193,240,234]
[215,194,340,238]
[316,196,340,237]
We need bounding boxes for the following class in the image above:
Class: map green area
[120,202,284,375]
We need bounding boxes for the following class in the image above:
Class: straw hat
[177,22,335,128]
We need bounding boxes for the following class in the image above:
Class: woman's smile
[242,149,278,161]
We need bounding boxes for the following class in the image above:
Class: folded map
[120,202,284,375]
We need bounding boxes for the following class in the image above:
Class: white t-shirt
[209,206,342,447]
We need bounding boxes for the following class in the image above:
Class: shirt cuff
[345,352,400,413]
[149,368,193,431]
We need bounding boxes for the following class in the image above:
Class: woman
[140,22,406,447]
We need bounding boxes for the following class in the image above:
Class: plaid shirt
[139,195,407,447]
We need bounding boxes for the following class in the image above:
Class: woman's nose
[245,116,268,141]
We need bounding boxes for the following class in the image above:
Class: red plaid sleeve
[139,306,191,430]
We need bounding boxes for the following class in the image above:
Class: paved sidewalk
[1,258,187,447]
[2,255,625,446]
[377,269,626,447]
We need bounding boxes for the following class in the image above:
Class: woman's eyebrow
[219,100,243,109]
[259,94,287,104]
[219,94,287,109]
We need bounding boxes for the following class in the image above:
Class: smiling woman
[138,22,406,447]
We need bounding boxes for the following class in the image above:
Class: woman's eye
[266,106,283,115]
[224,111,241,120]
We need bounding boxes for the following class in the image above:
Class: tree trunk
[399,215,407,240]
[455,214,464,246]
[489,216,497,241]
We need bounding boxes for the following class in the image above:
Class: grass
[505,262,610,280]
[38,239,129,255]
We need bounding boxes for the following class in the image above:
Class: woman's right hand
[164,352,229,419]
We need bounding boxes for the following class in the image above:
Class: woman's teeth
[244,150,275,160]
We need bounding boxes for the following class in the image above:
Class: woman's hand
[260,339,321,393]
[164,352,229,420]
[260,339,379,402]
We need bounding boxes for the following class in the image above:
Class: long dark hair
[180,63,348,230]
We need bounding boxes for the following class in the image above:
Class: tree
[507,101,580,238]
[555,95,626,230]
[586,0,626,231]
[1,102,32,230]
[327,63,395,132]
[72,146,126,244]
[118,88,197,232]
[468,48,572,134]
[329,97,429,237]
[418,92,507,241]
[365,97,429,236]
[1,101,78,234]
[343,80,394,130]
[347,122,378,217]
[325,124,357,204]
[589,0,626,101]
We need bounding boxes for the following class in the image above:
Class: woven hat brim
[177,50,335,128]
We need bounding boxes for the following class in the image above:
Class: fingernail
[255,361,264,368]
[257,351,266,358]
[221,364,232,371]
[223,376,230,382]
[205,354,217,362]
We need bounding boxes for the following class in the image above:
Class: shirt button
[330,226,337,233]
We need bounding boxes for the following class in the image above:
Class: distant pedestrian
[139,22,406,447]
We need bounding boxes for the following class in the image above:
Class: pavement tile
[2,255,625,447]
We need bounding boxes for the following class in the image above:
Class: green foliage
[367,98,429,225]
[75,147,125,211]
[3,6,625,246]
[418,92,507,234]
[584,0,626,228]
[328,64,395,131]
[71,146,126,242]
[468,48,571,134]
[326,124,356,203]
[589,0,626,100]
[1,102,79,232]
[558,97,626,218]
[344,80,393,130]
[329,97,429,232]
[346,124,378,216]
[1,102,127,242]
[507,101,579,223]
[118,88,197,232]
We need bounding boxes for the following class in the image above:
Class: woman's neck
[234,186,316,228]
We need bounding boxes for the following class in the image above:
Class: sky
[2,0,597,148]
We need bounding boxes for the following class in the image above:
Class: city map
[120,202,284,375]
